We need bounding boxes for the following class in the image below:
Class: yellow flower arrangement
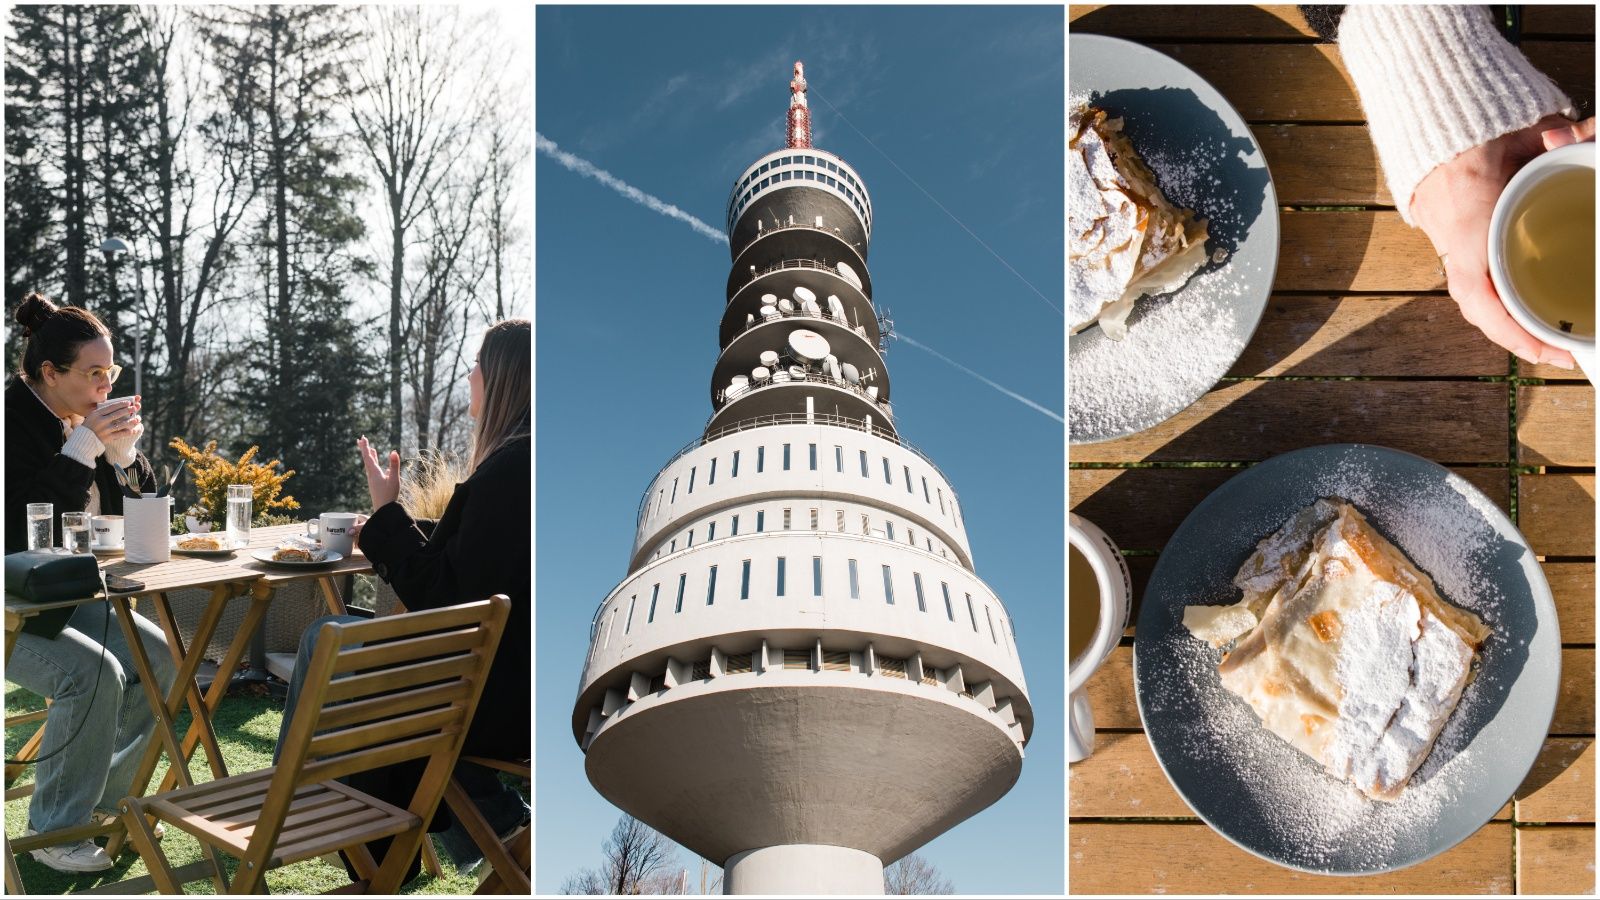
[169,438,299,526]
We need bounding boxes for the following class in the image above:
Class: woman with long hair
[4,292,176,872]
[275,318,530,882]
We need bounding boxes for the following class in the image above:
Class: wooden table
[1068,5,1595,894]
[4,522,371,892]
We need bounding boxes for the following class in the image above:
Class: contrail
[895,332,1063,424]
[537,133,728,245]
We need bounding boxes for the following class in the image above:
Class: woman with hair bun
[4,291,175,872]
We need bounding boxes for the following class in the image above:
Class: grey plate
[1134,444,1559,874]
[1069,34,1278,444]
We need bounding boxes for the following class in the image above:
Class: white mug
[90,514,124,549]
[1488,140,1597,382]
[1069,512,1133,764]
[306,512,363,557]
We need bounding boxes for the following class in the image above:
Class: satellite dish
[727,376,749,398]
[759,350,780,368]
[760,305,779,320]
[761,293,778,305]
[746,313,755,326]
[788,365,806,381]
[787,329,830,363]
[793,286,816,304]
[772,368,792,383]
[827,295,845,320]
[840,362,860,384]
[836,261,862,290]
[866,385,879,401]
[777,298,794,314]
[802,298,821,317]
[752,366,771,383]
[814,215,824,228]
[824,355,842,381]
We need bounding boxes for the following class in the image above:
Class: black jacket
[5,377,156,554]
[357,433,530,761]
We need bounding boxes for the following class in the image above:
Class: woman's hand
[357,436,402,511]
[1410,114,1592,369]
[83,397,139,442]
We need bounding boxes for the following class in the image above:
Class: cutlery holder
[124,494,172,564]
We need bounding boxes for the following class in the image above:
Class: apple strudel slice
[1184,498,1490,801]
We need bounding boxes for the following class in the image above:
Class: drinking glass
[61,512,91,554]
[227,485,253,549]
[26,503,52,550]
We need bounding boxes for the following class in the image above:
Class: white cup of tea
[306,512,363,557]
[1069,512,1134,764]
[90,514,124,549]
[1488,140,1596,382]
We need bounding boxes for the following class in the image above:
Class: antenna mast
[787,61,811,149]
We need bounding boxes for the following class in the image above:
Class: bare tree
[561,815,687,895]
[884,853,955,895]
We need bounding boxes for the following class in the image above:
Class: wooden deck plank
[1525,359,1592,382]
[1547,562,1596,646]
[1251,125,1390,206]
[1146,44,1361,123]
[1071,381,1509,464]
[1082,646,1139,730]
[1517,385,1596,468]
[1515,738,1594,824]
[1554,648,1595,736]
[1516,825,1596,894]
[1069,821,1513,894]
[1523,5,1597,38]
[1229,296,1505,377]
[1069,467,1511,552]
[1069,5,1320,40]
[1518,475,1597,558]
[1277,211,1444,292]
[1070,729,1515,821]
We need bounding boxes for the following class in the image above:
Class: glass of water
[61,512,91,554]
[227,485,253,549]
[26,502,52,550]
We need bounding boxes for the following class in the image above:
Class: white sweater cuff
[61,425,105,470]
[1338,5,1575,226]
[102,419,143,469]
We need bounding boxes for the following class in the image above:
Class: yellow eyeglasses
[54,363,123,384]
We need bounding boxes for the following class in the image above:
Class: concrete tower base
[723,845,884,895]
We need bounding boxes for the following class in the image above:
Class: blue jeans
[6,602,177,833]
[274,614,366,762]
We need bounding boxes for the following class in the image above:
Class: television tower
[573,61,1031,895]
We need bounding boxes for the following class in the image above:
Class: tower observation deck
[573,61,1030,895]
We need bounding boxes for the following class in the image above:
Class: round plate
[1134,444,1559,874]
[171,534,238,557]
[250,548,343,568]
[1069,34,1279,444]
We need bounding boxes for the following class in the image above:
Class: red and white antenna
[787,60,811,149]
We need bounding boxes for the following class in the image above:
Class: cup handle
[1068,688,1096,763]
[306,521,320,540]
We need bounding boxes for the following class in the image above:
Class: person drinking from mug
[4,291,175,872]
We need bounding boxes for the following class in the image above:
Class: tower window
[882,565,895,605]
[756,511,765,532]
[674,573,687,614]
[686,529,693,548]
[757,446,765,473]
[885,521,895,541]
[731,515,740,536]
[835,446,844,472]
[707,522,716,541]
[625,596,637,634]
[859,450,869,477]
[882,458,892,484]
[707,566,718,605]
[740,560,752,599]
[836,509,846,532]
[709,459,717,485]
[783,443,791,471]
[783,508,792,530]
[848,559,860,599]
[938,488,945,514]
[913,573,927,612]
[942,583,954,622]
[966,593,979,632]
[904,466,913,493]
[732,450,741,478]
[907,527,916,547]
[671,477,679,503]
[809,508,819,530]
[813,557,823,596]
[688,467,696,494]
[985,606,997,643]
[776,557,787,597]
[648,584,660,623]
[809,443,818,471]
[922,477,930,503]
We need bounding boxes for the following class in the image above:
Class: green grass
[5,686,481,895]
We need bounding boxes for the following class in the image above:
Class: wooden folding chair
[441,756,530,894]
[120,595,511,894]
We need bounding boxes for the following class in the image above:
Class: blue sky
[535,6,1063,893]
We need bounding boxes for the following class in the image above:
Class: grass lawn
[5,685,483,895]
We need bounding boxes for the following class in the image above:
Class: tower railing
[633,412,959,525]
[712,369,888,409]
[732,257,866,294]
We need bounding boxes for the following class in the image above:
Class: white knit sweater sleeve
[1337,5,1576,225]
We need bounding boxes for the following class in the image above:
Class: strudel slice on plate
[1069,103,1210,341]
[1183,498,1490,801]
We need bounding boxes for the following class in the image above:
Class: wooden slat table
[1069,5,1595,894]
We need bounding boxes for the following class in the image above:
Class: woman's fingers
[1448,261,1577,369]
[1541,116,1597,151]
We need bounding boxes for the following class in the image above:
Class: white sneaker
[24,830,113,873]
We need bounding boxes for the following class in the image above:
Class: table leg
[112,597,196,791]
[4,610,22,663]
[148,591,228,781]
[318,575,349,617]
[4,837,21,895]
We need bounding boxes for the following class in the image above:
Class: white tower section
[574,62,1031,896]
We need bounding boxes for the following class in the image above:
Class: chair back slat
[297,733,457,786]
[321,653,479,705]
[327,600,498,643]
[315,680,473,732]
[305,705,463,760]
[332,627,488,675]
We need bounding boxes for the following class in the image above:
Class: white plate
[170,534,239,557]
[250,548,343,568]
